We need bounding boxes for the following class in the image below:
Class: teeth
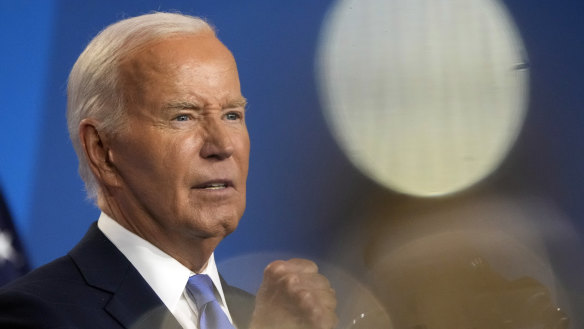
[204,183,226,189]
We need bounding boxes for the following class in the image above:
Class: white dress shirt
[97,212,234,329]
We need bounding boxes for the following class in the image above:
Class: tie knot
[187,274,218,310]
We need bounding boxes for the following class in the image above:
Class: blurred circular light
[317,0,529,196]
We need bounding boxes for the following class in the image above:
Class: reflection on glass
[326,194,582,328]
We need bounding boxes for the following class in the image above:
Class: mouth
[194,180,233,190]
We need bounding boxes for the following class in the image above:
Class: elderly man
[0,12,337,329]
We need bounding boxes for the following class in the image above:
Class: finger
[295,288,337,311]
[310,307,338,329]
[285,258,319,273]
[264,258,318,280]
[279,273,333,293]
[296,290,338,329]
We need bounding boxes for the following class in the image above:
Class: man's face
[108,33,249,241]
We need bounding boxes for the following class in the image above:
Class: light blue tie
[186,274,236,329]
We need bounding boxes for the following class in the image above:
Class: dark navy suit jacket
[0,223,254,329]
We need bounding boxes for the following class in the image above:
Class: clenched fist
[250,258,338,329]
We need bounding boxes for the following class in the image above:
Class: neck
[98,193,221,273]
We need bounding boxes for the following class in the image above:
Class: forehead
[119,33,240,104]
[131,32,234,65]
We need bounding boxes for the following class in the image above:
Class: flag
[0,188,30,286]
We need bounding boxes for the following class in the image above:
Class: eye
[174,114,190,122]
[225,112,242,121]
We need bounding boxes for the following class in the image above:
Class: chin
[217,212,242,236]
[184,211,242,239]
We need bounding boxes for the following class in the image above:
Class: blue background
[1,0,584,321]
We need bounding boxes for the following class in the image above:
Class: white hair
[67,12,215,202]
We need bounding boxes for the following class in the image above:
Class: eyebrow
[163,101,202,111]
[227,97,248,110]
[163,97,248,111]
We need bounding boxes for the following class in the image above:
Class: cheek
[113,140,157,175]
[237,134,251,173]
[113,130,176,182]
[237,129,251,156]
[159,135,203,178]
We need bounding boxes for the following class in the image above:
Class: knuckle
[308,308,322,325]
[293,258,318,272]
[307,261,319,272]
[264,260,287,278]
[297,289,313,307]
[284,273,301,291]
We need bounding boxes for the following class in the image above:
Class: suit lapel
[69,223,182,329]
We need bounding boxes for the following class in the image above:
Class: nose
[200,118,234,160]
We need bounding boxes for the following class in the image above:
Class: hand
[250,258,338,329]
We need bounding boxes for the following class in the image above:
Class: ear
[79,119,122,189]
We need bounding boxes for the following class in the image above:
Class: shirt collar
[97,212,227,311]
